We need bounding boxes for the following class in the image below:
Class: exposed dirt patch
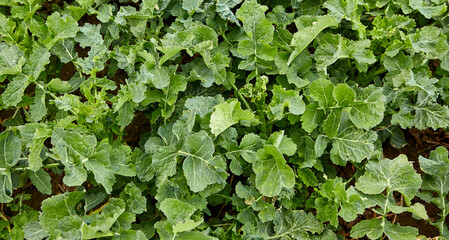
[123,111,151,147]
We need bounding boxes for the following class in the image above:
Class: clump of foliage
[0,0,449,239]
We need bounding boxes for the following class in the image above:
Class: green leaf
[24,43,51,80]
[182,0,203,14]
[50,39,78,63]
[74,23,103,47]
[24,222,48,240]
[330,122,377,165]
[235,0,276,70]
[355,155,422,202]
[288,15,338,65]
[324,0,365,38]
[209,99,256,136]
[185,96,219,118]
[216,0,243,25]
[332,83,355,107]
[0,42,25,77]
[253,145,295,197]
[315,34,375,73]
[121,183,147,214]
[272,210,324,238]
[384,221,419,240]
[43,12,79,49]
[348,86,386,130]
[40,192,85,238]
[301,103,325,133]
[29,86,47,122]
[29,169,52,195]
[350,219,383,239]
[409,0,447,19]
[181,131,228,192]
[268,85,305,120]
[152,146,178,180]
[175,231,216,240]
[409,26,449,58]
[309,79,336,108]
[2,73,29,107]
[48,78,72,93]
[0,130,20,203]
[419,146,449,179]
[81,198,126,239]
[159,198,196,223]
[322,109,342,138]
[0,130,21,168]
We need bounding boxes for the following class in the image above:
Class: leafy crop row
[1,0,449,239]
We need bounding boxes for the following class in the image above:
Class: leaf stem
[11,163,60,171]
[88,201,109,215]
[34,82,78,116]
[230,82,252,111]
[359,67,388,87]
[258,110,267,135]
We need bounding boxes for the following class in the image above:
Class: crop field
[1,0,449,239]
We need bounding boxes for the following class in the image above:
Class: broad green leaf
[253,145,295,197]
[315,33,375,73]
[24,43,51,80]
[333,83,355,107]
[216,0,243,25]
[182,0,203,14]
[117,101,135,128]
[0,42,25,76]
[297,168,318,187]
[50,39,78,63]
[268,85,305,120]
[309,78,336,108]
[0,130,20,203]
[235,0,276,70]
[40,192,85,238]
[350,219,383,239]
[393,102,449,130]
[29,169,52,195]
[409,0,447,19]
[355,155,422,203]
[349,86,386,130]
[152,146,178,180]
[121,183,147,214]
[159,198,196,223]
[322,109,342,138]
[324,0,365,38]
[177,231,218,240]
[272,210,324,238]
[419,146,449,179]
[301,103,325,133]
[84,140,115,193]
[2,73,29,107]
[29,86,47,122]
[209,99,255,136]
[0,130,21,168]
[149,67,170,89]
[43,12,79,49]
[181,132,228,192]
[24,222,48,240]
[330,122,377,165]
[81,198,126,239]
[384,221,419,240]
[74,23,103,47]
[288,15,338,65]
[48,78,72,93]
[409,26,449,59]
[184,96,219,118]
